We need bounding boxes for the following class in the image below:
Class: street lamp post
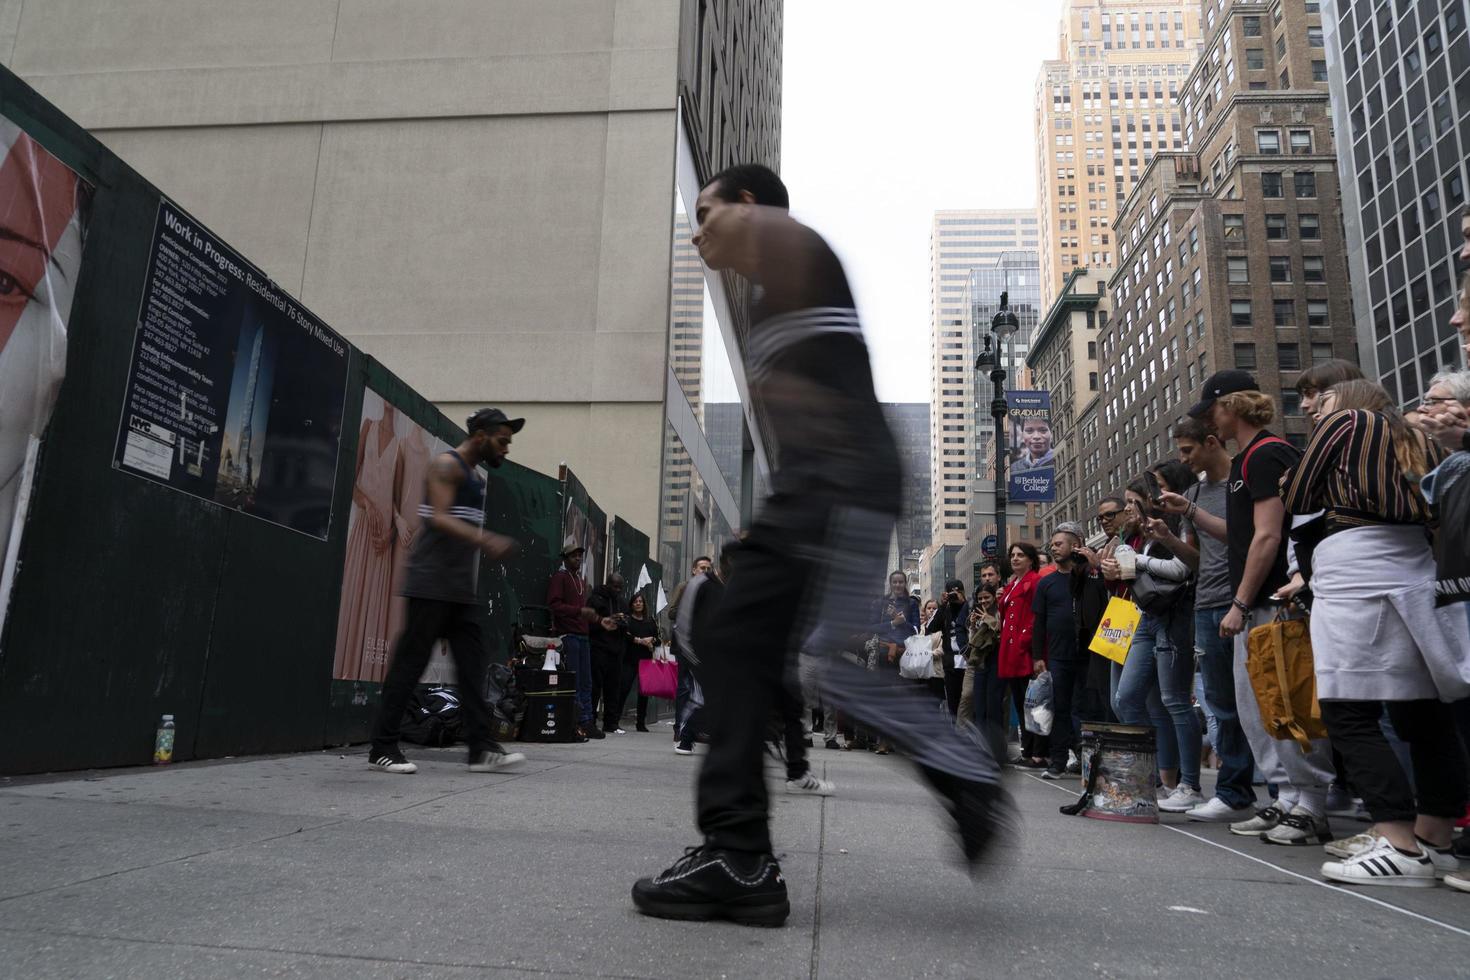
[975,290,1020,568]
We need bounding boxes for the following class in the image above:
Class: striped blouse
[1282,409,1445,533]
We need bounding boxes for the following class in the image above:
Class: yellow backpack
[1246,609,1328,752]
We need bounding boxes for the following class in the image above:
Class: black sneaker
[824,738,841,750]
[368,749,417,774]
[585,724,606,740]
[674,740,695,755]
[468,747,526,772]
[917,766,1014,873]
[632,846,789,926]
[1040,768,1067,780]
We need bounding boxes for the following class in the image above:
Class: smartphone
[1144,470,1163,504]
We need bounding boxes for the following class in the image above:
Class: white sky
[781,0,1066,404]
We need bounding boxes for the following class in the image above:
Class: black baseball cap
[1188,370,1259,419]
[466,407,525,434]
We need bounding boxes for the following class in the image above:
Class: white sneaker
[1230,804,1288,836]
[1420,842,1462,879]
[1321,836,1437,887]
[1185,797,1256,822]
[468,749,526,772]
[785,772,835,796]
[1445,870,1470,893]
[1158,786,1207,813]
[1264,808,1331,846]
[609,728,627,735]
[1324,831,1378,860]
[368,751,417,774]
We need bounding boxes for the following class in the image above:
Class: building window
[1307,300,1328,326]
[1311,60,1327,82]
[1294,171,1317,197]
[1265,214,1288,239]
[1228,257,1249,283]
[1289,130,1313,154]
[1262,172,1284,197]
[1224,214,1246,241]
[1277,343,1301,371]
[1243,15,1262,37]
[1231,300,1252,326]
[1246,48,1264,70]
[1234,343,1257,370]
[1274,299,1296,326]
[1307,27,1323,47]
[1269,256,1292,283]
[1303,256,1325,283]
[1311,341,1334,363]
[1089,371,1099,391]
[1256,130,1281,155]
[1299,213,1321,239]
[1282,390,1302,415]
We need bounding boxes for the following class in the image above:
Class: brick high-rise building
[1098,0,1359,503]
[1321,0,1470,404]
[1034,0,1205,309]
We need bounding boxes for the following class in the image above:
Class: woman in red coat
[998,543,1046,766]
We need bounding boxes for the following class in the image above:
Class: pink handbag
[638,659,678,700]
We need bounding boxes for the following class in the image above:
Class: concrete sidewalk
[2,730,1467,978]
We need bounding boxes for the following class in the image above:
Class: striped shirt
[401,451,485,604]
[1282,409,1443,535]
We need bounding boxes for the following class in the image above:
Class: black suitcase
[519,692,580,742]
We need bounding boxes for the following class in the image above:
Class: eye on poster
[0,112,94,642]
[1006,390,1056,504]
[111,201,349,539]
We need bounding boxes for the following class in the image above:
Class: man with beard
[368,408,526,774]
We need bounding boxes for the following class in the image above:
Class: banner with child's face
[1006,390,1056,503]
[0,113,92,642]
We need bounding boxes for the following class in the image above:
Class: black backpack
[399,685,464,746]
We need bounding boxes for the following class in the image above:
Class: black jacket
[1031,563,1109,664]
[588,584,626,655]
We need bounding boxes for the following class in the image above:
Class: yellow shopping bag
[1088,597,1141,665]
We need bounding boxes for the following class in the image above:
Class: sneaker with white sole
[1186,797,1256,823]
[468,748,526,772]
[608,727,628,735]
[1324,831,1378,860]
[1264,808,1332,846]
[1445,869,1470,893]
[1321,836,1436,887]
[785,772,835,796]
[1158,786,1207,813]
[1418,839,1463,879]
[1230,804,1287,837]
[368,750,417,774]
[674,740,695,755]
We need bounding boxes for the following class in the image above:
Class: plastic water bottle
[153,714,176,764]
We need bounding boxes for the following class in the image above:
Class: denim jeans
[1194,606,1254,808]
[560,633,593,725]
[1112,610,1197,787]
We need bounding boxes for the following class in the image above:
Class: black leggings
[1319,699,1469,824]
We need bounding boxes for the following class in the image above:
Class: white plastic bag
[1024,670,1054,735]
[899,634,936,680]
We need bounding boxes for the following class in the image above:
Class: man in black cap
[369,408,526,774]
[1173,371,1334,845]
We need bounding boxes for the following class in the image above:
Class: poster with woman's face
[0,114,91,640]
[1005,390,1057,503]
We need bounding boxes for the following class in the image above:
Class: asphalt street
[2,729,1468,978]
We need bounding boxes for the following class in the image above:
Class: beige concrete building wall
[1034,0,1204,310]
[7,0,682,536]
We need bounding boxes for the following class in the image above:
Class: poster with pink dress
[332,388,454,684]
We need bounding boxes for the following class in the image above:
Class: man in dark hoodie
[1032,522,1109,781]
[589,572,628,735]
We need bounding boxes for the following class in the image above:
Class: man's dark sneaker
[368,750,417,774]
[632,846,789,927]
[585,724,606,740]
[674,739,695,755]
[917,766,1014,874]
[802,736,814,748]
[824,738,841,750]
[636,723,651,733]
[1040,768,1067,780]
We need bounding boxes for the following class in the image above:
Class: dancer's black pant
[590,647,623,731]
[1048,656,1092,772]
[371,598,493,755]
[696,525,1002,855]
[1320,699,1468,823]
